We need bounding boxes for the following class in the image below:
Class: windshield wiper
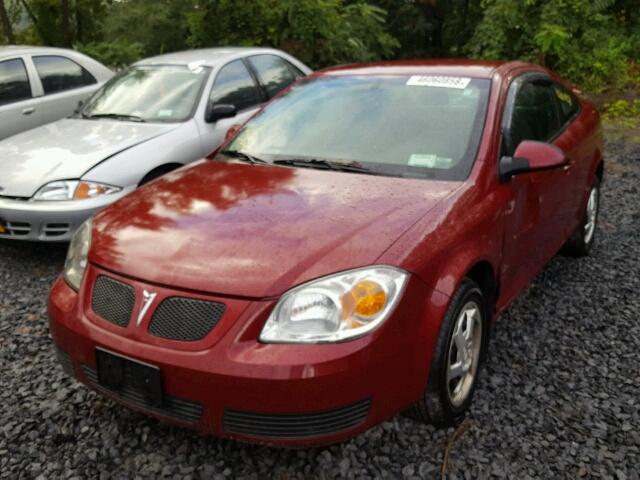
[273,158,380,175]
[87,113,146,123]
[220,150,268,165]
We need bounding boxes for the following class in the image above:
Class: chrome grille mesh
[148,297,225,341]
[91,275,135,327]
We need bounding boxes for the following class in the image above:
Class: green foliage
[100,0,194,57]
[3,0,639,94]
[77,40,144,69]
[468,0,637,92]
[185,0,398,68]
[603,99,640,119]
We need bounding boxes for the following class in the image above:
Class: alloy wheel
[584,186,598,244]
[446,301,483,407]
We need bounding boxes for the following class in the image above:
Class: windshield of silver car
[80,65,210,123]
[222,75,491,181]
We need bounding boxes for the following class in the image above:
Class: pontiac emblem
[137,290,157,326]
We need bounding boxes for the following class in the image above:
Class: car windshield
[80,64,210,123]
[223,74,491,180]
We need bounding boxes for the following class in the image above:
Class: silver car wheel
[584,186,598,245]
[446,301,483,408]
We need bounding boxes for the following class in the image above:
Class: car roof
[0,45,85,58]
[315,59,535,79]
[135,47,285,67]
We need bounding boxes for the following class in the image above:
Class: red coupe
[49,60,603,447]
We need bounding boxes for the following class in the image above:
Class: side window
[0,59,32,106]
[553,84,579,125]
[507,81,560,154]
[209,60,263,112]
[32,56,97,95]
[248,54,301,98]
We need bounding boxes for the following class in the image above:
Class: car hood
[91,160,460,298]
[0,119,178,197]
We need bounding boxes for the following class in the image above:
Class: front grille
[0,195,29,201]
[81,365,203,423]
[54,346,74,375]
[43,223,71,237]
[148,297,225,341]
[224,399,371,438]
[92,276,135,327]
[0,220,31,236]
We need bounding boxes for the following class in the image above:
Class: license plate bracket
[96,348,163,407]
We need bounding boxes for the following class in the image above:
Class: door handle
[563,159,575,172]
[22,107,35,115]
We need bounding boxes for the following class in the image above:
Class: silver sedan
[0,47,311,242]
[0,46,113,139]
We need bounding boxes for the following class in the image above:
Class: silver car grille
[0,220,31,237]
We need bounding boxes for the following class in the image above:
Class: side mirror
[206,103,237,123]
[74,99,85,113]
[499,140,567,182]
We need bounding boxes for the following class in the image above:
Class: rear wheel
[563,177,600,257]
[410,279,488,426]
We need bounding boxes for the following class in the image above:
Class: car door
[550,83,589,230]
[29,55,99,126]
[0,57,43,139]
[198,59,266,155]
[498,74,574,304]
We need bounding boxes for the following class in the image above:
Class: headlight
[33,180,121,201]
[63,218,92,290]
[260,266,409,343]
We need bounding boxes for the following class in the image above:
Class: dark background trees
[0,0,638,93]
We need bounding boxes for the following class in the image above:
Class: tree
[467,0,635,92]
[0,0,16,43]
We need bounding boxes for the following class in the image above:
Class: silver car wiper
[220,150,268,165]
[273,158,380,175]
[87,113,146,123]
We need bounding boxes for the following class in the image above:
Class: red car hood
[91,160,459,298]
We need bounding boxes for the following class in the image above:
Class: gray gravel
[1,141,639,479]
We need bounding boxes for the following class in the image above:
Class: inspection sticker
[406,75,471,89]
[408,154,454,169]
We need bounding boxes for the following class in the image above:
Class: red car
[49,60,602,447]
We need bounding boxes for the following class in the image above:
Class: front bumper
[48,265,450,447]
[0,188,134,242]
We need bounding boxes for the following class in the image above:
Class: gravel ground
[1,141,639,480]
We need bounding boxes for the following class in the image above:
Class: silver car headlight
[33,180,121,201]
[63,218,92,290]
[260,266,409,343]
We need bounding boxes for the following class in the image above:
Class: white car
[0,47,311,241]
[0,46,113,139]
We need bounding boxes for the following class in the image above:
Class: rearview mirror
[206,103,237,123]
[499,140,567,182]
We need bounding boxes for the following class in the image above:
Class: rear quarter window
[553,84,580,125]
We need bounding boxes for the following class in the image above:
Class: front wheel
[409,279,488,426]
[563,177,600,257]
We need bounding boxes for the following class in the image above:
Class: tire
[138,164,182,187]
[409,278,488,427]
[563,176,600,257]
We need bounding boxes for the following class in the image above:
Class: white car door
[0,56,43,139]
[197,59,266,156]
[28,54,101,126]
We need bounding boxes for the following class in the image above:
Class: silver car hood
[0,118,178,197]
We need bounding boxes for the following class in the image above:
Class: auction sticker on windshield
[406,76,471,89]
[408,154,454,168]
